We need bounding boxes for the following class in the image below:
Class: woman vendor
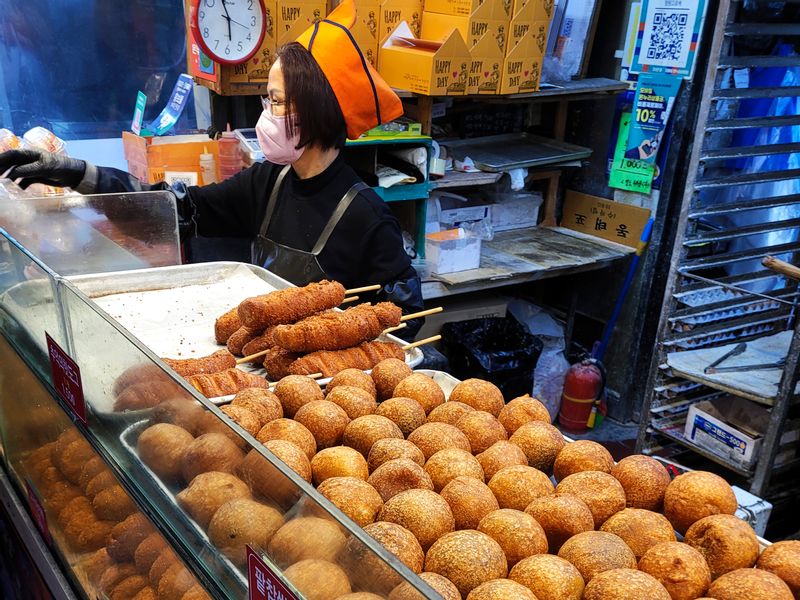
[0,0,424,334]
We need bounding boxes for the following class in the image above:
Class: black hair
[275,42,348,151]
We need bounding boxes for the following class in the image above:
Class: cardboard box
[351,16,380,67]
[506,5,548,54]
[500,34,541,94]
[468,34,505,94]
[684,397,798,469]
[425,0,512,20]
[426,228,481,273]
[379,0,424,42]
[416,295,508,342]
[122,132,219,185]
[379,22,471,95]
[421,3,508,51]
[491,191,543,231]
[511,0,554,22]
[277,0,327,45]
[434,191,492,225]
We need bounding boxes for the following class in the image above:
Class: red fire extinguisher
[558,359,605,434]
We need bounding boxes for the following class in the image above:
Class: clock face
[192,0,266,65]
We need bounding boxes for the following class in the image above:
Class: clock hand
[227,17,250,29]
[220,0,232,40]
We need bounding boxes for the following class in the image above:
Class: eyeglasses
[261,96,288,117]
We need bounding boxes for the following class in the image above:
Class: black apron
[251,165,369,286]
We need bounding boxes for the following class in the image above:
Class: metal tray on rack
[64,262,422,417]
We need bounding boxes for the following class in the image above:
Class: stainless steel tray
[443,133,592,172]
[65,262,422,415]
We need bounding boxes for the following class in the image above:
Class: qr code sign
[646,11,689,62]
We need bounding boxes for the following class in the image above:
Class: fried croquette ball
[610,455,671,512]
[407,422,471,461]
[509,420,565,473]
[273,375,324,418]
[256,418,317,460]
[393,374,445,415]
[555,471,626,528]
[488,465,554,511]
[180,432,244,483]
[553,440,614,482]
[368,438,426,472]
[368,458,434,502]
[343,414,404,457]
[448,379,504,417]
[379,488,455,550]
[327,368,377,399]
[498,394,551,433]
[137,423,195,482]
[663,471,737,535]
[175,471,251,528]
[371,359,412,401]
[376,397,427,436]
[440,476,499,530]
[326,385,378,419]
[294,400,351,449]
[311,446,369,485]
[557,531,637,582]
[424,530,507,597]
[267,516,347,567]
[317,476,384,527]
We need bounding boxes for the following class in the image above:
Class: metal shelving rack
[636,0,800,503]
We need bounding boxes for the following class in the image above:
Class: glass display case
[0,192,435,599]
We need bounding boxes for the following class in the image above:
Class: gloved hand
[0,149,86,189]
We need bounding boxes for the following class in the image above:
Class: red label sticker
[247,545,297,600]
[25,480,52,547]
[45,333,86,424]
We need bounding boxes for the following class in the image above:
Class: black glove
[0,149,86,189]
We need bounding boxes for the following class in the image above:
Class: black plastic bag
[441,316,543,399]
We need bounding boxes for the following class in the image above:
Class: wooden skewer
[345,284,382,294]
[400,306,443,321]
[382,323,407,334]
[236,349,269,364]
[763,255,800,281]
[341,295,360,304]
[402,334,441,350]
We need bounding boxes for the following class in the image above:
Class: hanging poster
[631,0,708,78]
[626,73,681,164]
[609,111,655,194]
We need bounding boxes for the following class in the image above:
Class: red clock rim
[190,0,268,66]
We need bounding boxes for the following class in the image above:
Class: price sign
[247,546,298,600]
[25,480,52,547]
[624,73,682,166]
[45,333,86,424]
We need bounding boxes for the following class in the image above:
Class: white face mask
[255,109,305,165]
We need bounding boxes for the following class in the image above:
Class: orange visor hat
[296,0,403,139]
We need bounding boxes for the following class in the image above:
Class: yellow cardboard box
[424,0,512,20]
[511,0,554,21]
[421,2,508,51]
[501,34,541,94]
[351,16,380,67]
[506,8,548,56]
[228,0,278,83]
[379,22,471,95]
[380,0,424,42]
[276,0,327,46]
[467,33,505,94]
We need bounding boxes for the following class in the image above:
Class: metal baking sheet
[443,133,592,172]
[66,261,422,382]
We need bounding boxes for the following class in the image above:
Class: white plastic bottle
[199,146,218,185]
